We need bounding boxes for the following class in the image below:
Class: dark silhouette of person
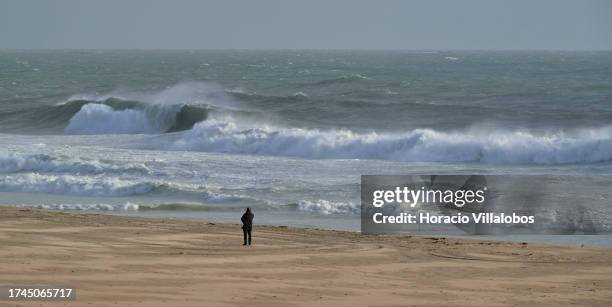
[241,208,254,245]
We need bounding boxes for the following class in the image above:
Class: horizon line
[1,48,612,52]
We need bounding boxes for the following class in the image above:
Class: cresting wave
[13,202,239,212]
[63,98,209,134]
[295,200,359,215]
[0,173,244,200]
[2,96,210,134]
[171,120,612,164]
[16,203,141,211]
[0,174,155,197]
[0,153,150,175]
[7,82,611,165]
[13,200,361,215]
[0,82,227,134]
[60,82,245,134]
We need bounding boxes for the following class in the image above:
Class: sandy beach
[1,206,611,307]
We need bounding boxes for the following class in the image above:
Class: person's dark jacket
[241,211,254,230]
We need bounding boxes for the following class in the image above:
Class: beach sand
[1,206,611,306]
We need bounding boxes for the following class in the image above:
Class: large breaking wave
[63,98,209,134]
[5,82,611,165]
[170,120,612,164]
[2,82,223,134]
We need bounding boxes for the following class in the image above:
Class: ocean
[1,50,611,246]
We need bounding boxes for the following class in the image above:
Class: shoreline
[1,206,611,306]
[98,209,612,248]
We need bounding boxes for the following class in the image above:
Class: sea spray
[170,119,612,164]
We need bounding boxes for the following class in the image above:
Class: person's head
[246,207,251,213]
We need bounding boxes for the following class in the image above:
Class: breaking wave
[171,120,612,164]
[14,199,359,214]
[2,82,224,134]
[14,202,244,212]
[0,174,156,197]
[63,99,209,134]
[65,103,156,134]
[0,173,248,200]
[16,202,141,211]
[4,82,611,165]
[296,200,359,215]
[0,153,150,175]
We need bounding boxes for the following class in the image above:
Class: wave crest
[0,153,150,175]
[63,99,209,135]
[0,174,156,197]
[65,103,155,134]
[171,120,612,164]
[297,200,359,215]
[2,82,221,134]
[16,203,140,211]
[0,173,260,201]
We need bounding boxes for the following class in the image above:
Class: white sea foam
[0,171,256,201]
[171,119,612,164]
[0,153,149,174]
[17,202,140,211]
[14,201,248,212]
[0,174,156,196]
[15,200,359,214]
[65,104,155,134]
[62,82,240,135]
[56,84,612,165]
[297,200,359,215]
[291,91,309,98]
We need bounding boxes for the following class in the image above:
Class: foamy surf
[65,104,157,134]
[12,199,361,215]
[15,202,141,211]
[0,174,157,197]
[2,50,612,243]
[296,200,359,215]
[9,81,612,165]
[170,119,612,165]
[0,153,150,175]
[0,173,250,201]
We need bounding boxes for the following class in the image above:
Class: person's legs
[247,228,252,245]
[243,228,248,245]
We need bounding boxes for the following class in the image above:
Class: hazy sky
[1,0,611,50]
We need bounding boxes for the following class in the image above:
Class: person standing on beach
[241,208,254,246]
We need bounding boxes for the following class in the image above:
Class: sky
[1,0,611,50]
